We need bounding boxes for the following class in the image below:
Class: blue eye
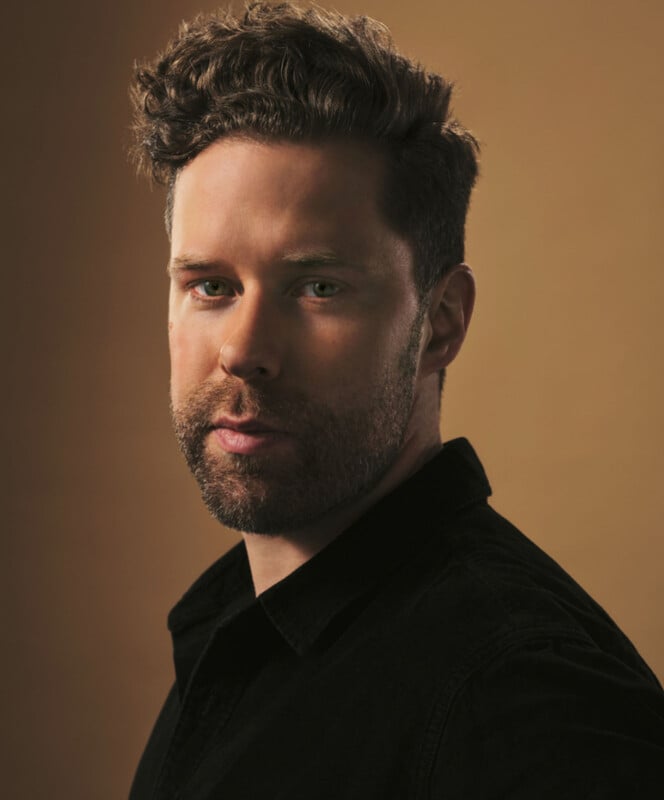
[301,281,340,298]
[194,279,231,297]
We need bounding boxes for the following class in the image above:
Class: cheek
[168,321,217,405]
[306,318,398,391]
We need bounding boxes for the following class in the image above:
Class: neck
[243,403,442,596]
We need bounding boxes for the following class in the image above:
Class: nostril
[218,342,276,381]
[217,301,281,381]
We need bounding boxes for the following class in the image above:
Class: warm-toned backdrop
[3,1,662,797]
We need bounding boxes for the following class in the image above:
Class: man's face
[168,137,428,534]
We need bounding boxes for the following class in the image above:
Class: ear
[420,264,475,376]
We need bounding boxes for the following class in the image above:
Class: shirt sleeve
[428,635,664,799]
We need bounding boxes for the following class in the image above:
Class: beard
[171,312,424,535]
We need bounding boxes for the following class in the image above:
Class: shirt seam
[414,624,593,800]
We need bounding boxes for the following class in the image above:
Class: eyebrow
[168,251,365,274]
[167,256,224,275]
[279,250,362,270]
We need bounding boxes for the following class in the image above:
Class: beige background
[3,1,662,797]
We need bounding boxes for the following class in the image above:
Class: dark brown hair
[130,1,479,295]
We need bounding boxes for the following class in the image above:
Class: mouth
[211,415,285,433]
[210,416,291,455]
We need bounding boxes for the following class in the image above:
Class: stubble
[171,309,425,534]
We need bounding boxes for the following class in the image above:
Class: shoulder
[394,504,664,798]
[402,502,656,681]
[421,631,664,799]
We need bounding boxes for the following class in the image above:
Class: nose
[218,292,283,382]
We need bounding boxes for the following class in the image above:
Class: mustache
[171,379,315,432]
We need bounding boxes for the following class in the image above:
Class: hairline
[162,131,440,299]
[162,130,445,396]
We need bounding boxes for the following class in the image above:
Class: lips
[211,416,283,434]
[210,416,291,455]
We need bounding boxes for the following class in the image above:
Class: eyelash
[298,280,341,299]
[190,279,233,300]
[187,279,342,303]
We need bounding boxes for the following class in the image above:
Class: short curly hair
[130,1,479,296]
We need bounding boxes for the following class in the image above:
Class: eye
[192,279,233,298]
[299,280,341,298]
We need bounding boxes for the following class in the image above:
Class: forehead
[170,137,403,264]
[174,135,386,199]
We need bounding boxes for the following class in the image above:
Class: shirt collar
[168,438,491,669]
[258,437,491,653]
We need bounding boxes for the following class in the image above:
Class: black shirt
[130,439,664,799]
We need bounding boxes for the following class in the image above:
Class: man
[129,3,664,797]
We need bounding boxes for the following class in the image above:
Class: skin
[168,137,475,595]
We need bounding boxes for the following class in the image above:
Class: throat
[242,435,443,596]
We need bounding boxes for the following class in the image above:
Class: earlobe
[421,264,475,375]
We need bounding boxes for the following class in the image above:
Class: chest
[139,608,456,800]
